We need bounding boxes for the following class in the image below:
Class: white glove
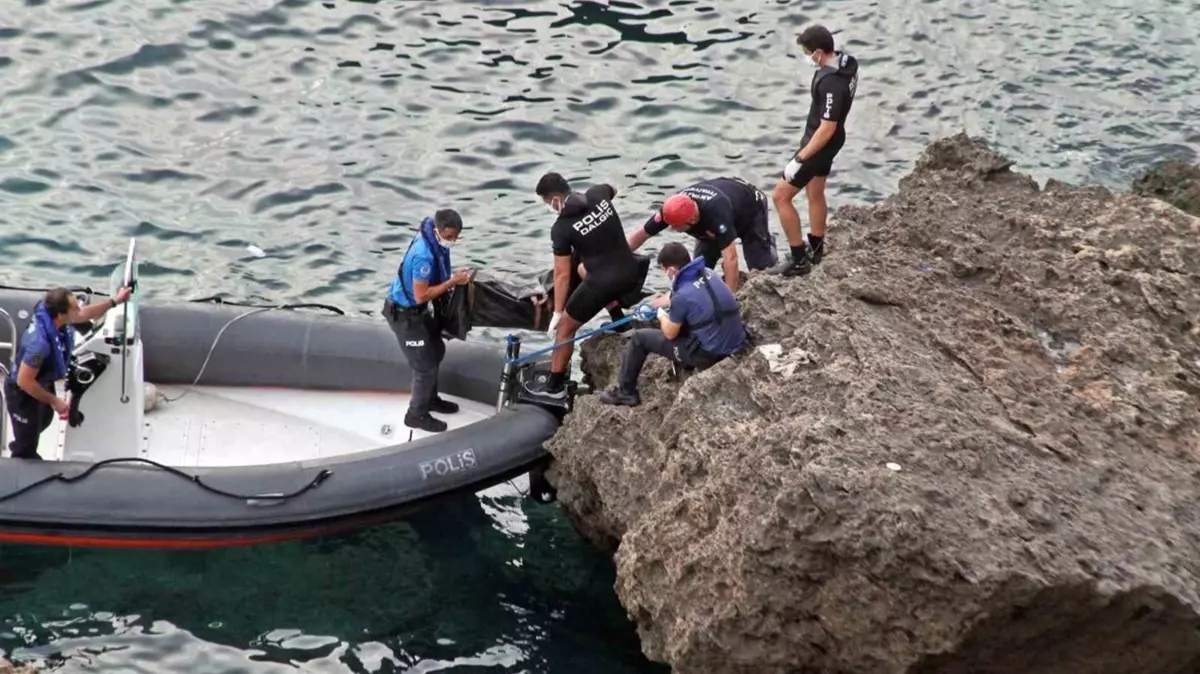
[656,307,669,323]
[548,312,562,332]
[784,156,804,182]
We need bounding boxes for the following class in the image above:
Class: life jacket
[8,301,73,386]
[395,217,451,307]
[810,51,860,103]
[671,257,740,330]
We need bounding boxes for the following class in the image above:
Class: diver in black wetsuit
[533,172,640,401]
[772,24,860,277]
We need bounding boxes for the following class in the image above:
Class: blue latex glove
[632,302,657,322]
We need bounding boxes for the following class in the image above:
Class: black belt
[383,298,428,321]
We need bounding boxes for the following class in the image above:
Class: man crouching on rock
[598,242,747,406]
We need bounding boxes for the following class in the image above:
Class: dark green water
[1,491,661,672]
[1,0,1197,671]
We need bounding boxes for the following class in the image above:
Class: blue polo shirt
[667,257,746,356]
[389,218,451,308]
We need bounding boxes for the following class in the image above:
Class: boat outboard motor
[496,334,578,420]
[66,350,110,428]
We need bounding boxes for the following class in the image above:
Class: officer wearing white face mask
[531,171,640,402]
[771,24,860,278]
[383,209,470,433]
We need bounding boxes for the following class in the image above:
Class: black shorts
[564,275,640,324]
[782,138,844,189]
[693,194,778,271]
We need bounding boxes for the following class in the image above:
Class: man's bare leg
[546,312,581,395]
[772,179,804,248]
[771,179,813,276]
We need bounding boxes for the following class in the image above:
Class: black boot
[430,396,459,414]
[808,234,825,266]
[405,410,448,433]
[772,243,813,277]
[597,385,640,406]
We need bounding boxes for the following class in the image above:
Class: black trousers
[5,380,53,460]
[617,328,724,392]
[384,301,446,416]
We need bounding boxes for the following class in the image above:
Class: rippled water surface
[1,0,1198,671]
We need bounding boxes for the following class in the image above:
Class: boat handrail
[0,307,15,372]
[0,308,17,456]
[0,363,7,455]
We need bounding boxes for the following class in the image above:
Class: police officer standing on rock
[383,209,470,433]
[772,24,859,277]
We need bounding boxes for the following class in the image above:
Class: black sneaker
[405,411,448,433]
[430,396,459,414]
[601,320,633,334]
[533,386,568,401]
[597,385,640,406]
[772,246,813,277]
[521,376,568,401]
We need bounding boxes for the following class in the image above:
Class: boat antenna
[119,237,136,404]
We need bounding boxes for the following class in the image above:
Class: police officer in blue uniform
[383,209,470,433]
[5,285,132,459]
[598,242,747,406]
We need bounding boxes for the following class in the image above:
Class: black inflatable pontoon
[0,241,561,548]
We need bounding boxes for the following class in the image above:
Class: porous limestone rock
[544,133,1200,674]
[1133,159,1200,217]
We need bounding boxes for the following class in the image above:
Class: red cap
[661,194,698,228]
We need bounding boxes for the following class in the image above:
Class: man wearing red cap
[625,176,776,293]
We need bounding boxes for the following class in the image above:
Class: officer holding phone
[383,209,470,433]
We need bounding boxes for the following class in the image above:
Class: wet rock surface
[543,133,1200,674]
[1133,159,1200,217]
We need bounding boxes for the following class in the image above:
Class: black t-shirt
[802,52,859,148]
[642,178,760,250]
[550,184,637,285]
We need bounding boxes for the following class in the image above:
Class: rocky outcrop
[1133,159,1200,217]
[544,133,1200,674]
[0,659,38,673]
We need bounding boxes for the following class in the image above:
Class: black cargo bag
[437,253,654,340]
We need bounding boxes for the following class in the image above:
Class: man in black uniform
[626,176,775,293]
[534,171,641,399]
[772,24,859,277]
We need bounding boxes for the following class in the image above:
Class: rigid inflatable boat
[0,240,562,549]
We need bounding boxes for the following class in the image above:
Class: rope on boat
[505,315,634,366]
[0,457,332,505]
[161,303,347,404]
